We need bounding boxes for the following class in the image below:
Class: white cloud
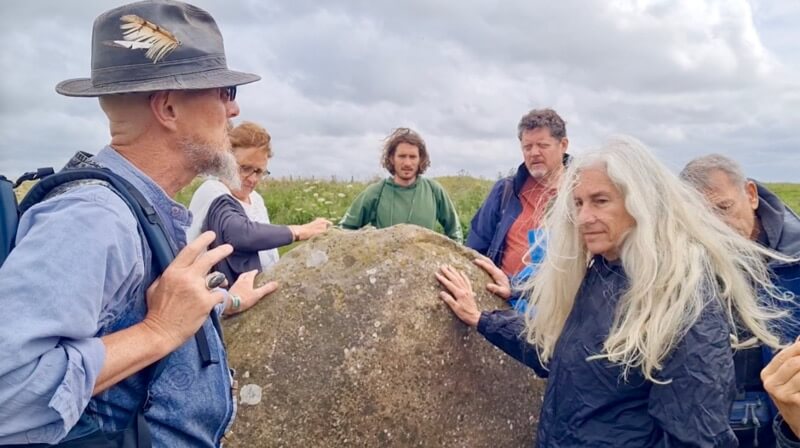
[0,0,797,182]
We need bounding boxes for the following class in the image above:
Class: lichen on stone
[223,225,544,447]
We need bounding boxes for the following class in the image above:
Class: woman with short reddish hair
[188,121,331,285]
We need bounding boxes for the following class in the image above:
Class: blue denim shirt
[0,147,234,446]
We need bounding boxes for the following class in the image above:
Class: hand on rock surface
[436,265,481,327]
[291,218,332,241]
[225,270,279,316]
[473,256,511,300]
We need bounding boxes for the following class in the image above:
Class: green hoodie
[340,177,463,242]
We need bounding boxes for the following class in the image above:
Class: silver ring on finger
[205,271,226,291]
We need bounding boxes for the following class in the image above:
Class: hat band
[91,54,228,87]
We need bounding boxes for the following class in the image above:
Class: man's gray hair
[679,154,748,191]
[517,108,567,141]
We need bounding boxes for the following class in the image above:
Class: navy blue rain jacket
[752,181,800,447]
[478,256,738,447]
[755,181,800,336]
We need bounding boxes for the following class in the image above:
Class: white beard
[183,138,241,190]
[527,165,547,180]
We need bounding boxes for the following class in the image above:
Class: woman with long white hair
[437,135,789,446]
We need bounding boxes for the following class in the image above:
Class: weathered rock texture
[223,225,545,447]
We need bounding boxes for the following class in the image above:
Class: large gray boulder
[223,225,545,447]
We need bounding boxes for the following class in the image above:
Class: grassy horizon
[175,177,800,239]
[15,176,800,236]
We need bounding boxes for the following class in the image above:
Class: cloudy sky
[1,0,798,182]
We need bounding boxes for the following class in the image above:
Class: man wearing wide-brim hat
[0,1,277,446]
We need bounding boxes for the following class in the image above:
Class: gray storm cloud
[0,0,797,181]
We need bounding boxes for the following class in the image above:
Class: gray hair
[679,154,747,191]
[517,108,567,141]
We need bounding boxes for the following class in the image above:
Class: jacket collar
[754,180,800,258]
[588,254,626,279]
[512,153,572,195]
[385,176,421,189]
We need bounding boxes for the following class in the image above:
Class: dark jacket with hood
[478,256,738,447]
[755,182,800,316]
[752,182,800,448]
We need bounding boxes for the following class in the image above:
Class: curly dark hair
[381,128,431,175]
[517,108,567,141]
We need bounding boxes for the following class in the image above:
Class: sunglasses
[221,86,237,102]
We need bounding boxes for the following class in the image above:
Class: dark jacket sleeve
[775,415,800,448]
[647,306,739,447]
[205,194,293,251]
[477,309,548,377]
[466,179,506,255]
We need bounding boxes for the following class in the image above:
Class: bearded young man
[340,127,463,242]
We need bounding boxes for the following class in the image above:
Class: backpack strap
[0,168,56,268]
[499,176,514,218]
[20,167,215,367]
[19,168,174,271]
[16,166,212,447]
[0,176,19,268]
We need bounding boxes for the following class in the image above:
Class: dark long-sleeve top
[204,194,293,284]
[478,256,739,447]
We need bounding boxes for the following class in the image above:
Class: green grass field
[17,177,800,238]
[767,184,800,214]
[176,178,800,228]
[174,175,496,240]
[177,178,800,256]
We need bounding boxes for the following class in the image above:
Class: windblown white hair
[523,135,790,382]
